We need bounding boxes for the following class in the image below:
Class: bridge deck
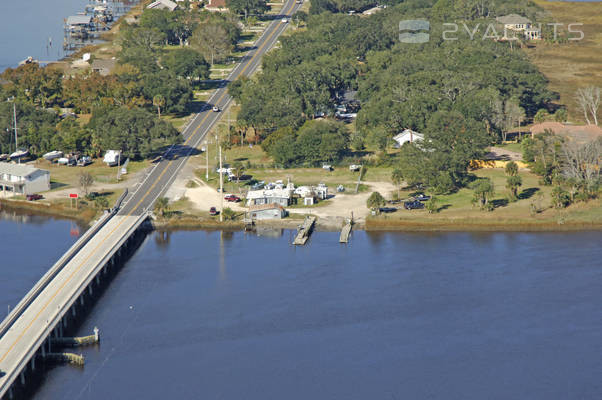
[0,215,142,396]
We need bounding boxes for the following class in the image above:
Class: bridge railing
[0,190,128,341]
[0,212,150,398]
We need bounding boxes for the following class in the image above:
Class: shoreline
[2,199,600,233]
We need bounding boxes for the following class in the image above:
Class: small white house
[0,162,50,196]
[248,203,286,220]
[393,129,424,148]
[103,150,121,167]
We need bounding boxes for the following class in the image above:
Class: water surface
[5,225,596,400]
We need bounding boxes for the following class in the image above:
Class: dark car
[209,207,218,216]
[224,194,241,202]
[26,194,43,201]
[415,194,431,202]
[379,207,397,213]
[404,200,424,210]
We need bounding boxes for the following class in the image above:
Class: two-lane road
[119,0,301,216]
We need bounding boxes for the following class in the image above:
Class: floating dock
[339,221,352,243]
[293,216,316,245]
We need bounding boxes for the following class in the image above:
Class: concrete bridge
[0,1,302,397]
[0,208,151,399]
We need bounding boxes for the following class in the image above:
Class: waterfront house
[248,203,287,220]
[147,0,178,11]
[393,129,424,148]
[0,162,50,196]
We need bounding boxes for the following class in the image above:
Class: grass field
[368,168,602,229]
[525,0,602,122]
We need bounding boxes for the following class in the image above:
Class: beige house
[0,163,50,196]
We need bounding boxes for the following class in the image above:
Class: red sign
[69,193,78,198]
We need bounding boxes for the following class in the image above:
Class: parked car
[26,194,43,201]
[209,207,218,216]
[379,207,397,213]
[322,164,333,171]
[281,17,289,23]
[349,164,361,171]
[224,194,241,202]
[415,194,431,202]
[404,200,424,210]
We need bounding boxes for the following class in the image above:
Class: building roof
[246,188,292,200]
[530,122,602,142]
[0,162,48,177]
[496,14,531,25]
[206,0,227,8]
[249,203,285,212]
[393,129,424,142]
[147,0,178,11]
[66,15,92,25]
[91,59,116,75]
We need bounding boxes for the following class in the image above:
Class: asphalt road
[119,0,301,216]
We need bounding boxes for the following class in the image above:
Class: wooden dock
[293,216,316,245]
[339,221,352,243]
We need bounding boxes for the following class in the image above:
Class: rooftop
[146,0,178,11]
[0,162,48,177]
[66,15,92,26]
[496,14,531,25]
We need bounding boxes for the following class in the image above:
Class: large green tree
[226,0,269,20]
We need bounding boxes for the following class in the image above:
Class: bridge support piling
[72,307,77,318]
[80,295,85,306]
[31,356,35,372]
[59,324,63,338]
[96,275,100,285]
[8,387,13,399]
[88,285,93,296]
[20,371,25,386]
[41,341,46,357]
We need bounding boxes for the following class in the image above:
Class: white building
[248,203,286,220]
[103,150,121,167]
[393,129,424,148]
[0,162,50,196]
[146,0,178,11]
[246,187,292,207]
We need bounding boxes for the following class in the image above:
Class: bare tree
[79,172,94,196]
[191,22,232,66]
[575,86,601,126]
[561,137,602,195]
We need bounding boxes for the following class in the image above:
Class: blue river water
[1,213,601,399]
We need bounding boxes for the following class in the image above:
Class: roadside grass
[35,159,149,190]
[525,0,602,122]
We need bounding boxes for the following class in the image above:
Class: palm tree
[153,95,166,119]
[154,197,169,217]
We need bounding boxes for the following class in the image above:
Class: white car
[322,165,332,171]
[212,106,220,112]
[281,18,289,23]
[349,164,362,171]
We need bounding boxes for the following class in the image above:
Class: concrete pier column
[88,285,93,296]
[31,356,35,371]
[8,387,13,399]
[41,341,46,357]
[63,316,68,329]
[20,371,25,385]
[59,324,63,337]
[80,295,85,306]
[96,275,100,285]
[72,307,77,318]
[47,338,51,353]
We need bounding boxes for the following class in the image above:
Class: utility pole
[205,141,209,181]
[219,144,224,222]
